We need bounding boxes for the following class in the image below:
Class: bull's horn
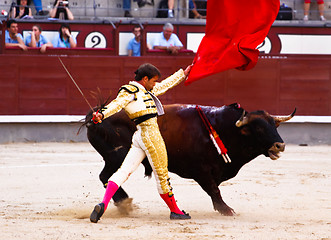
[272,108,297,123]
[236,110,248,127]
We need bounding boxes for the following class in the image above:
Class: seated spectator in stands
[10,0,32,19]
[152,23,183,55]
[25,25,53,53]
[303,0,326,21]
[5,19,27,51]
[52,23,77,48]
[50,0,74,20]
[189,0,206,19]
[127,25,142,56]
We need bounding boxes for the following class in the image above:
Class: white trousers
[109,120,172,194]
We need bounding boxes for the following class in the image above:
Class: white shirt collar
[129,81,147,92]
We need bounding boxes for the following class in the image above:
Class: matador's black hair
[134,63,161,81]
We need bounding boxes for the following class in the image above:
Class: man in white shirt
[153,23,183,55]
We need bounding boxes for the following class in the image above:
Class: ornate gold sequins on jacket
[100,69,186,120]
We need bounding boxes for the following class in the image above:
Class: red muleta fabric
[185,0,280,85]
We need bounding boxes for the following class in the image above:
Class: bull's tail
[77,110,94,135]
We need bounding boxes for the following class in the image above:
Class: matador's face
[144,76,159,91]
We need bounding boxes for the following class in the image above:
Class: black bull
[84,103,296,216]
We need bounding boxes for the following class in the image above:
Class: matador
[90,63,192,223]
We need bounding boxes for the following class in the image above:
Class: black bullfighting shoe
[90,203,105,223]
[170,210,191,220]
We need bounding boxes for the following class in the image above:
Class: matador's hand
[184,64,193,76]
[92,111,103,124]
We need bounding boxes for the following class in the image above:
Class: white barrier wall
[1,116,331,144]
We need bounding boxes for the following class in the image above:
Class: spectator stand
[2,0,331,21]
[1,18,119,55]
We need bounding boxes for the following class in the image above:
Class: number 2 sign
[85,32,107,48]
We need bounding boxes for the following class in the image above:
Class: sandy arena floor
[0,142,330,240]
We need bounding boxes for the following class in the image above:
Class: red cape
[185,0,280,85]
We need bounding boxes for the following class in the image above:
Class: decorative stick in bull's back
[196,105,231,163]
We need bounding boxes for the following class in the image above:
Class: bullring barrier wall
[1,115,331,145]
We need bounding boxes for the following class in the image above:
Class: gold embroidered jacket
[100,69,185,121]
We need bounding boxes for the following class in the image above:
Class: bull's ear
[228,102,241,109]
[240,126,250,136]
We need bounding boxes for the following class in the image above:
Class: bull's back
[102,104,207,159]
[158,104,207,156]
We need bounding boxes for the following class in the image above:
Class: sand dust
[0,142,330,240]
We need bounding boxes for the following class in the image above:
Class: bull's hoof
[90,203,105,223]
[170,210,191,220]
[220,207,236,216]
[222,209,236,216]
[215,205,236,216]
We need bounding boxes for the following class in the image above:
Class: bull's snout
[274,142,285,152]
[268,142,285,160]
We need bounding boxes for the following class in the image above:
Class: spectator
[168,0,174,18]
[189,0,206,19]
[5,19,27,51]
[303,0,326,21]
[52,23,77,48]
[157,0,175,18]
[127,25,142,56]
[153,23,183,55]
[25,25,53,53]
[50,0,74,20]
[124,0,154,17]
[10,0,32,19]
[32,0,47,15]
[123,0,132,17]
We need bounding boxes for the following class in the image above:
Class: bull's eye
[240,127,250,136]
[255,126,264,133]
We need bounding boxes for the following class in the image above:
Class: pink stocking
[102,181,119,210]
